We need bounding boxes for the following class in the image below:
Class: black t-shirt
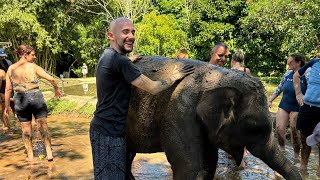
[91,48,141,137]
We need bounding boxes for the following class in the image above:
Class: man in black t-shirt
[89,17,195,179]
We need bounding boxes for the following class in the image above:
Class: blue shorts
[14,89,48,122]
[90,124,126,180]
[297,104,320,136]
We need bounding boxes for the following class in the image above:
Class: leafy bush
[72,68,82,78]
[260,77,281,84]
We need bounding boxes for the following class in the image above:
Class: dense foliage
[0,0,319,76]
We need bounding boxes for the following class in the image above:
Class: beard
[118,42,134,54]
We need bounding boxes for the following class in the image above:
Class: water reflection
[63,83,96,96]
[82,83,89,94]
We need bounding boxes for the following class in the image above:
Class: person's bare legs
[0,95,9,130]
[289,112,300,159]
[276,108,289,151]
[36,118,53,161]
[300,133,311,171]
[21,121,33,161]
[1,107,9,130]
[317,145,320,176]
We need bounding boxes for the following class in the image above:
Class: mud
[0,73,318,179]
[0,115,319,179]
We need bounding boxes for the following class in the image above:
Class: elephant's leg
[203,147,218,177]
[126,150,136,180]
[165,146,215,180]
[247,136,302,180]
[161,125,215,180]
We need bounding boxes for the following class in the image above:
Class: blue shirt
[273,70,307,112]
[298,58,320,108]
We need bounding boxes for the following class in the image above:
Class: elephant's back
[127,56,205,152]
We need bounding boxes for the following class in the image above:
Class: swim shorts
[90,124,126,180]
[14,89,48,122]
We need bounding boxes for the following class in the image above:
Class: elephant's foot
[195,170,214,180]
[126,172,135,180]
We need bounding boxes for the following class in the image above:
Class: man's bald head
[107,17,135,54]
[108,17,133,33]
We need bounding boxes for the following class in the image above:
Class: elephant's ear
[197,87,240,123]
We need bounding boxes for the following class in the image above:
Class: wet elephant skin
[126,56,302,180]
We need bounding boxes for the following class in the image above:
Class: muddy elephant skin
[126,56,302,180]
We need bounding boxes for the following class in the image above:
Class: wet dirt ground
[1,115,320,180]
[0,77,319,180]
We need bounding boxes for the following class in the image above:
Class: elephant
[125,56,302,180]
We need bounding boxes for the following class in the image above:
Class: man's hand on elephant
[172,64,195,81]
[129,55,142,63]
[296,93,304,106]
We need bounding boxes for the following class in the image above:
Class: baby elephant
[126,56,302,180]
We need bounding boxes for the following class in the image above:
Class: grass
[263,81,281,113]
[78,103,96,117]
[47,98,77,115]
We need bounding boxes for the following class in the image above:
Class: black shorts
[90,124,126,180]
[14,89,48,122]
[297,104,320,136]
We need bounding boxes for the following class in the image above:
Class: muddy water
[62,83,96,96]
[0,116,319,180]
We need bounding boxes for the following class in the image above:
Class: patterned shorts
[89,126,126,180]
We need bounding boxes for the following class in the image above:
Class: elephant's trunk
[250,136,302,180]
[265,150,302,180]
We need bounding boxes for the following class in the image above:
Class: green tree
[187,0,248,62]
[0,0,63,72]
[134,11,187,57]
[238,0,320,76]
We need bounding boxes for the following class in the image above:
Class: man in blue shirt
[293,58,320,175]
[90,17,195,180]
